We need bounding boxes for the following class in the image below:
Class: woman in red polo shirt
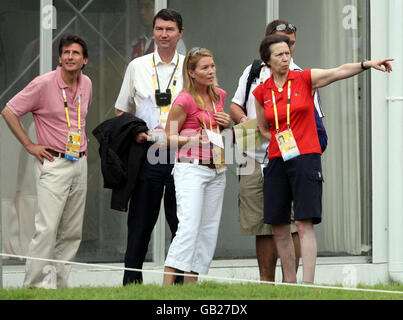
[253,34,393,284]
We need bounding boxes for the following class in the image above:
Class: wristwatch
[361,60,370,70]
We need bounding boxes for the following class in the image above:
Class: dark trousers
[123,157,179,285]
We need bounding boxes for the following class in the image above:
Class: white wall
[370,0,389,264]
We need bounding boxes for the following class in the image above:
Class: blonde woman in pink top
[163,47,231,284]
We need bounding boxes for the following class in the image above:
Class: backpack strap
[242,59,264,114]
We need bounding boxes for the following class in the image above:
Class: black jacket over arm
[92,112,150,212]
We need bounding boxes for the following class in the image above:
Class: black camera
[155,89,172,106]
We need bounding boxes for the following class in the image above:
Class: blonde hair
[182,47,220,108]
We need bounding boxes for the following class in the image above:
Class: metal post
[266,0,279,24]
[154,0,167,14]
[152,0,168,267]
[40,0,53,75]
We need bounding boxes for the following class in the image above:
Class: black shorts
[263,153,323,225]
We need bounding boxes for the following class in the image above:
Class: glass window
[1,0,372,268]
[280,0,371,256]
[168,0,372,260]
[0,0,159,265]
[168,0,268,259]
[0,0,40,265]
[52,0,158,262]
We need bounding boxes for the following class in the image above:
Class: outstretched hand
[367,59,394,73]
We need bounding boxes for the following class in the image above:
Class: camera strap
[152,53,180,100]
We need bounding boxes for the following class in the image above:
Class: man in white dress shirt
[114,8,184,285]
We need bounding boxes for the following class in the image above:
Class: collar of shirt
[55,65,85,100]
[153,50,179,66]
[265,69,297,91]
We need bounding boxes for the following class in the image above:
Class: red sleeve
[252,84,264,106]
[300,69,312,92]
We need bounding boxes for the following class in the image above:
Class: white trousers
[24,156,87,288]
[165,162,226,275]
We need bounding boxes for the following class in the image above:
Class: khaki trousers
[24,156,87,288]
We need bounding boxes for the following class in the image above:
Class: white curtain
[319,0,363,254]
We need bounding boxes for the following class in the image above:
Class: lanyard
[272,80,292,133]
[62,89,81,132]
[199,102,220,134]
[152,53,180,102]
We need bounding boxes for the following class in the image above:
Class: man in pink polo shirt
[1,35,92,288]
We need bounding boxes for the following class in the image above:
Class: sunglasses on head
[190,47,201,56]
[275,23,297,33]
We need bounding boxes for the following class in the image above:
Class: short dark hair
[58,34,89,59]
[265,19,296,36]
[259,34,291,66]
[152,8,183,31]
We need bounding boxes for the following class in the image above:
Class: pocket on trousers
[307,169,324,183]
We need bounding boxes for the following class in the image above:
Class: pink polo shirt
[7,66,92,153]
[173,88,226,160]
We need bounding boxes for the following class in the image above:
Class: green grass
[0,282,402,300]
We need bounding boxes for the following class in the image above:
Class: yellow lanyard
[272,80,291,133]
[152,53,179,104]
[203,110,220,133]
[62,89,81,132]
[198,96,220,134]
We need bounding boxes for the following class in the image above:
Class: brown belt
[177,157,216,169]
[48,149,86,158]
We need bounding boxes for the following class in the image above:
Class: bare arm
[230,102,250,124]
[1,105,55,163]
[165,104,198,147]
[312,59,393,90]
[255,100,272,141]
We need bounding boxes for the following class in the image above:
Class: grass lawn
[1,281,402,300]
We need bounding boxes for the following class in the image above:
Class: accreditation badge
[204,128,226,173]
[65,131,82,161]
[212,145,226,174]
[275,129,300,161]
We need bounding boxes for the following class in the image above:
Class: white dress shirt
[115,50,185,130]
